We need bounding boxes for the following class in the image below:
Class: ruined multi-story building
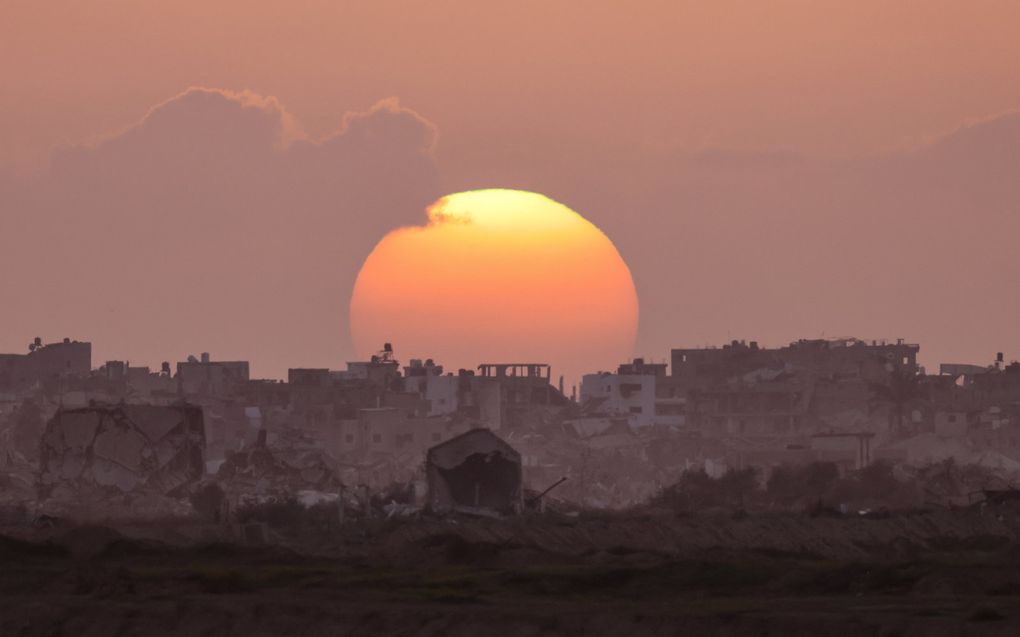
[176,353,250,396]
[668,338,922,438]
[472,363,568,429]
[0,338,91,390]
[671,338,919,391]
[580,358,685,429]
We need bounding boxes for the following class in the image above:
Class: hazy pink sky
[5,1,1020,166]
[1,2,1018,377]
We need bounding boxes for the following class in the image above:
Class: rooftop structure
[176,353,250,395]
[672,338,920,390]
[616,358,668,377]
[477,363,551,380]
[0,338,92,390]
[580,358,684,429]
[404,358,444,377]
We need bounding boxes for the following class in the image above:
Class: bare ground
[2,507,1020,636]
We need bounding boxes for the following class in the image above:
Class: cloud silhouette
[2,89,1017,376]
[443,111,1020,370]
[0,88,441,376]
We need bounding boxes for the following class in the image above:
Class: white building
[403,359,460,417]
[579,358,685,429]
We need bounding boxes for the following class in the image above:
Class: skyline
[3,5,1020,632]
[1,332,1011,385]
[1,85,1017,377]
[6,2,1020,166]
[2,2,1018,380]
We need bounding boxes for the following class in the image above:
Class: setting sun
[350,189,638,383]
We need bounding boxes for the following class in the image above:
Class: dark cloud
[0,88,440,375]
[442,112,1020,370]
[2,88,1016,376]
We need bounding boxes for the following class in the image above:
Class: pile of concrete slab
[39,404,206,506]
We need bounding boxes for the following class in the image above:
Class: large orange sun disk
[350,189,638,385]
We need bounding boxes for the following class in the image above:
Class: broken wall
[426,428,522,513]
[39,404,206,500]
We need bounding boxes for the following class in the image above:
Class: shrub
[767,462,839,505]
[652,467,760,512]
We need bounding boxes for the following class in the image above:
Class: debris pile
[38,404,206,514]
[0,445,36,506]
[215,431,342,500]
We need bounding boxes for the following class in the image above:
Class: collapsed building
[672,338,921,436]
[0,338,91,392]
[2,334,1017,514]
[39,404,206,502]
[215,430,342,499]
[584,339,926,438]
[426,428,523,514]
[580,358,684,429]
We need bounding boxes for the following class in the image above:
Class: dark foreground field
[3,507,1020,636]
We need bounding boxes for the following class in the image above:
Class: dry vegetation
[650,459,1008,515]
[3,484,1020,636]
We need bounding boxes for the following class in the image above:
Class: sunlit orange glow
[350,189,638,383]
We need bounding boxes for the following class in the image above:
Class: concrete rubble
[215,430,342,500]
[38,404,206,514]
[1,338,1018,520]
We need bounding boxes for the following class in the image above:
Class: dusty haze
[1,2,1018,376]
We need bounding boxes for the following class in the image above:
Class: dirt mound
[371,508,1020,564]
[1,510,1020,635]
[56,524,129,559]
[0,533,67,559]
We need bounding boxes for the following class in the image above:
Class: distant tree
[914,458,1008,506]
[822,460,923,508]
[717,467,760,508]
[856,461,900,495]
[652,469,713,511]
[767,462,839,505]
[652,466,760,512]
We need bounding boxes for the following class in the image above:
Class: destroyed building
[672,338,920,390]
[39,404,206,501]
[330,407,466,455]
[214,429,342,499]
[473,363,570,429]
[4,332,1018,513]
[0,338,92,391]
[176,353,250,396]
[402,359,459,417]
[662,339,922,438]
[566,341,1019,505]
[426,428,523,514]
[580,358,685,429]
